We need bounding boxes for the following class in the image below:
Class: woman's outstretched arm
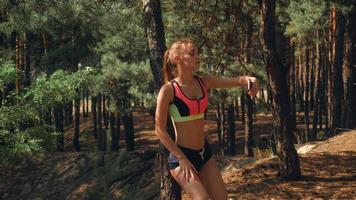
[202,75,259,96]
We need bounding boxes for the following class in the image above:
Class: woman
[155,38,259,200]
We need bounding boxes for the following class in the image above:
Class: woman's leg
[198,158,228,200]
[170,167,210,200]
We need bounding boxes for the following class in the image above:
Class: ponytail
[162,49,176,83]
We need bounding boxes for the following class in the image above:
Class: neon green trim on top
[169,104,204,122]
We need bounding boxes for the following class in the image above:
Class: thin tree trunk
[235,98,239,121]
[92,96,98,139]
[216,102,222,149]
[116,113,121,149]
[97,95,106,151]
[73,97,81,151]
[240,93,245,124]
[54,104,64,151]
[290,42,297,132]
[304,46,310,142]
[220,102,226,155]
[123,108,135,151]
[312,33,321,141]
[244,93,254,157]
[110,111,118,151]
[227,104,236,155]
[261,0,301,180]
[103,96,109,129]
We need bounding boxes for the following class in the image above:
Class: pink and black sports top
[168,76,208,122]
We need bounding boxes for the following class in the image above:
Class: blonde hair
[162,38,194,83]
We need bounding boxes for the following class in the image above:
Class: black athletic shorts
[168,140,212,172]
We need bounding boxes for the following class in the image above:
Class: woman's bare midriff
[173,119,206,150]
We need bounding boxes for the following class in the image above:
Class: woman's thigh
[170,167,210,200]
[198,158,228,200]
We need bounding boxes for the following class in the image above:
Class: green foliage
[285,0,327,42]
[99,53,155,112]
[0,59,17,91]
[26,67,95,108]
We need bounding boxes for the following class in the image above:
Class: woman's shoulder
[159,82,174,97]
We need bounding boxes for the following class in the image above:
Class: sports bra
[168,76,208,122]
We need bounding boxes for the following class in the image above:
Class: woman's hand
[242,76,259,97]
[177,157,198,184]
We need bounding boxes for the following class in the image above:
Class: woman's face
[178,43,200,73]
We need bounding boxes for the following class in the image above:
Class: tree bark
[227,103,236,155]
[304,46,310,142]
[346,3,356,129]
[312,32,322,141]
[54,104,64,151]
[110,111,119,151]
[142,0,181,199]
[97,95,106,151]
[331,9,346,135]
[260,0,301,180]
[92,96,98,139]
[240,93,245,124]
[73,97,81,151]
[244,93,254,157]
[123,109,135,151]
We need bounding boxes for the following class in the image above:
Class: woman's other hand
[177,157,198,184]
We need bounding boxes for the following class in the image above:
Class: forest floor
[0,108,356,200]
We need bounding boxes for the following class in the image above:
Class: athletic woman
[155,38,259,200]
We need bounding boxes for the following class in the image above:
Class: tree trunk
[240,93,245,124]
[143,0,166,90]
[235,98,239,121]
[123,108,135,151]
[312,31,322,141]
[216,102,222,148]
[345,2,356,129]
[143,0,182,198]
[331,10,346,135]
[220,102,226,155]
[260,0,301,180]
[290,42,297,133]
[92,96,98,139]
[54,104,64,151]
[64,102,72,127]
[110,111,119,151]
[15,35,22,99]
[73,97,81,151]
[227,104,236,155]
[82,90,87,118]
[97,95,106,151]
[244,93,254,157]
[304,46,310,142]
[103,96,109,129]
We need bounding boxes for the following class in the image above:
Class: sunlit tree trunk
[312,31,322,141]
